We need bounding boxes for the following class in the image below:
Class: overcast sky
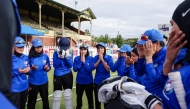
[55,0,182,38]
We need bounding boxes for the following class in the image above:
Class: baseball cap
[96,42,106,48]
[137,29,163,45]
[59,37,70,50]
[14,37,26,47]
[80,44,88,49]
[32,38,43,47]
[118,44,132,52]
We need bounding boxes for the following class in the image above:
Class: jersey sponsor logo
[164,80,174,94]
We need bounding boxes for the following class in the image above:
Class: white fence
[24,46,119,64]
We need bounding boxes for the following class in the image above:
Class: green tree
[124,38,138,47]
[97,34,111,43]
[115,34,123,48]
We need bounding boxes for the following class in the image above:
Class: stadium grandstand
[17,0,96,47]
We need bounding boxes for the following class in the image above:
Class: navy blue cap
[96,42,106,48]
[137,29,164,45]
[118,44,132,52]
[14,37,26,47]
[32,38,43,47]
[59,37,70,50]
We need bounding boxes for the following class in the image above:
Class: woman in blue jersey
[8,37,30,109]
[52,37,73,109]
[161,0,190,109]
[27,38,51,109]
[73,44,94,109]
[123,48,145,84]
[93,42,114,109]
[110,44,132,77]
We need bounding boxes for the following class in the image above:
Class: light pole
[75,1,78,9]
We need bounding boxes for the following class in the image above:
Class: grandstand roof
[17,0,96,23]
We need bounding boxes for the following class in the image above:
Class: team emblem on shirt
[42,60,47,65]
[164,80,174,94]
[24,61,28,66]
[154,63,158,67]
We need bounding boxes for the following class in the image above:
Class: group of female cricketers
[9,35,137,109]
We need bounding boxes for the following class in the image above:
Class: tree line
[91,34,138,48]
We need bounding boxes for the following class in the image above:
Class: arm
[83,57,94,73]
[110,58,121,72]
[102,59,110,72]
[64,53,73,68]
[46,55,51,72]
[118,57,128,76]
[103,56,114,72]
[136,58,145,76]
[53,51,63,68]
[73,57,82,72]
[94,58,101,68]
[145,60,168,83]
[12,70,21,77]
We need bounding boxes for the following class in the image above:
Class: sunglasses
[141,35,149,41]
[80,44,87,48]
[14,40,25,44]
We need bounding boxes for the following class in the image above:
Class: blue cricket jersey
[136,46,168,97]
[94,54,114,85]
[29,54,51,85]
[73,56,94,84]
[11,54,29,92]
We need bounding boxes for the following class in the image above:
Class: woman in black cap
[162,0,190,109]
[73,44,94,109]
[123,48,145,84]
[52,37,73,109]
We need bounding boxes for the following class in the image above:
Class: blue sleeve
[107,56,114,68]
[128,65,137,79]
[92,56,98,70]
[145,60,168,83]
[118,57,127,77]
[136,58,145,76]
[12,70,20,77]
[46,55,51,72]
[73,57,82,72]
[64,54,73,68]
[53,51,63,69]
[83,57,94,73]
[120,66,130,77]
[185,73,190,108]
[110,57,121,72]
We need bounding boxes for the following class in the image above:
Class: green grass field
[31,68,118,109]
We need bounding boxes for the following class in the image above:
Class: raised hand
[19,66,30,73]
[32,64,38,70]
[144,40,155,59]
[44,64,50,71]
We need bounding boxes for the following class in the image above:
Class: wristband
[145,57,152,61]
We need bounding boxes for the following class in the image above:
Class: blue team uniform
[111,56,126,77]
[73,56,94,84]
[94,55,114,85]
[136,46,168,97]
[123,64,146,84]
[11,54,29,92]
[162,48,190,109]
[53,51,73,76]
[29,54,51,85]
